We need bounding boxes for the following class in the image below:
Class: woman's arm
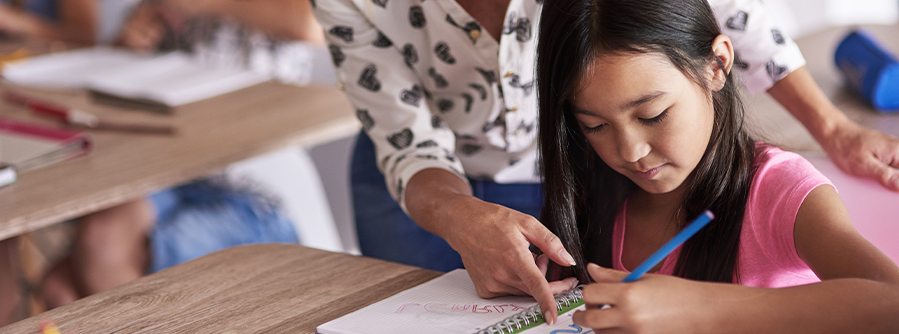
[768,67,899,191]
[573,186,899,333]
[405,168,579,325]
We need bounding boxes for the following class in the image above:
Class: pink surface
[802,153,899,265]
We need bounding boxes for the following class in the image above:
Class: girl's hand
[573,263,714,333]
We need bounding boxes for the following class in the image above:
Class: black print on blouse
[444,149,457,162]
[358,65,382,92]
[431,115,448,129]
[416,140,438,148]
[766,61,788,82]
[391,154,408,174]
[329,45,345,67]
[475,67,497,85]
[396,179,404,202]
[416,154,439,160]
[726,11,748,31]
[448,165,463,176]
[509,157,520,166]
[503,13,532,42]
[437,99,454,113]
[733,52,749,70]
[516,121,536,134]
[771,29,785,45]
[468,84,487,100]
[403,44,419,68]
[373,32,393,48]
[460,144,483,156]
[409,6,427,29]
[421,86,433,100]
[509,74,535,95]
[435,42,456,64]
[387,128,414,150]
[482,117,504,133]
[372,0,387,8]
[446,14,483,44]
[455,133,477,141]
[428,68,449,88]
[310,0,316,8]
[399,85,424,106]
[356,109,375,131]
[462,93,474,113]
[329,26,354,43]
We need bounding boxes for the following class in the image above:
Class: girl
[536,0,899,332]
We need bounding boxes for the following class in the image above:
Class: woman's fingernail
[543,310,555,325]
[559,250,576,266]
[566,277,579,289]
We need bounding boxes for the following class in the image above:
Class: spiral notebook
[316,269,590,334]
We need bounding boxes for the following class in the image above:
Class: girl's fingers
[587,263,629,282]
[572,308,621,330]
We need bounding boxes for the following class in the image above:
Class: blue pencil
[621,210,715,283]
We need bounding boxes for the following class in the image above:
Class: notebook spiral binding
[473,286,584,334]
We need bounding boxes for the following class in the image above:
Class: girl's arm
[573,185,899,333]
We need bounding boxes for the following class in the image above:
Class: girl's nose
[617,128,650,163]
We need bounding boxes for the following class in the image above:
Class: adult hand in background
[818,119,899,191]
[768,66,899,192]
[116,4,170,52]
[405,169,578,325]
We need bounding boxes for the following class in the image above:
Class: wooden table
[0,79,358,241]
[0,244,442,333]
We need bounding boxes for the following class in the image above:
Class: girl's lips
[633,164,665,179]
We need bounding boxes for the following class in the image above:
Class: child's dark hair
[536,0,757,284]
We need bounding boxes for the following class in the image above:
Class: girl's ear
[709,34,734,92]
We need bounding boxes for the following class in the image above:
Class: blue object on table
[621,210,715,283]
[834,30,899,112]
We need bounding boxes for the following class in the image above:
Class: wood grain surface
[0,244,442,333]
[0,79,358,241]
[745,25,899,151]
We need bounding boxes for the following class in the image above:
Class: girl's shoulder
[748,142,834,218]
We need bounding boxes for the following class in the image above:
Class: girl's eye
[582,123,607,134]
[640,109,669,125]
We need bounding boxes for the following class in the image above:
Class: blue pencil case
[834,30,899,112]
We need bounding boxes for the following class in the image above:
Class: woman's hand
[573,263,716,333]
[444,195,578,324]
[404,168,577,325]
[116,4,169,52]
[818,120,899,191]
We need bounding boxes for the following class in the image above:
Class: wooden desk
[0,244,442,333]
[0,80,358,241]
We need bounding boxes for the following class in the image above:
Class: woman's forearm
[766,66,848,142]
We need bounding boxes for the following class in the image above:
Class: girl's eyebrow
[572,90,667,116]
[623,91,667,110]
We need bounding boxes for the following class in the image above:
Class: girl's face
[571,52,715,195]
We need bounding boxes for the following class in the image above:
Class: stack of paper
[2,47,269,113]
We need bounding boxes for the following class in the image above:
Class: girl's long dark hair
[537,0,757,284]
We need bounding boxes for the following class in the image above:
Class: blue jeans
[351,131,543,272]
[147,179,299,273]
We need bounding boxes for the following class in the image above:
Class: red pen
[3,90,176,135]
